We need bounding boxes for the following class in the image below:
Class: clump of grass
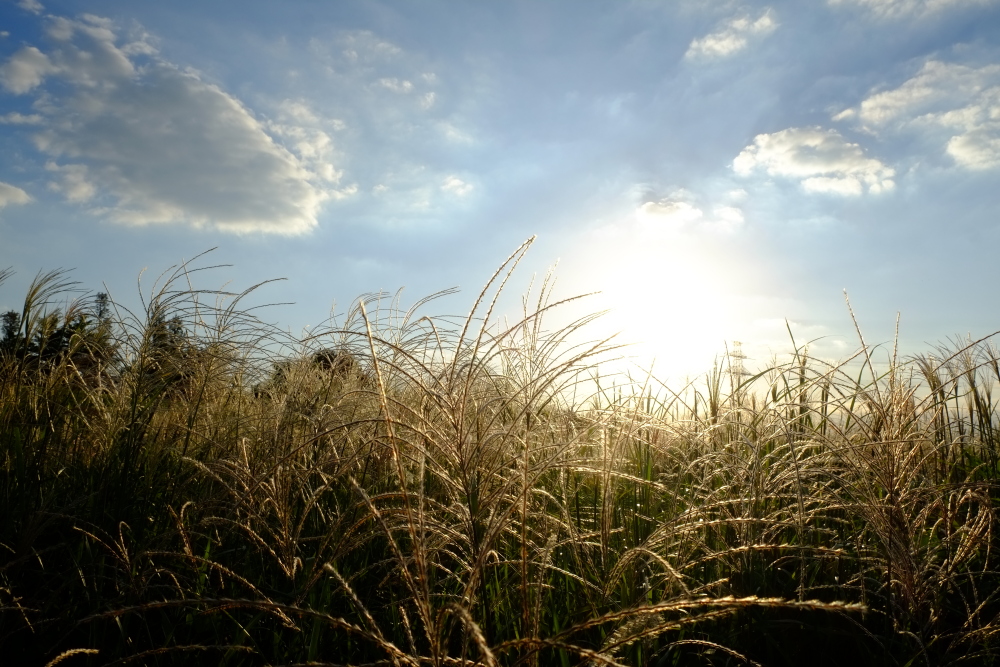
[2,242,999,666]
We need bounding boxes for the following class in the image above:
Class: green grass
[2,243,1000,666]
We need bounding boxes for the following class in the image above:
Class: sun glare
[564,221,751,382]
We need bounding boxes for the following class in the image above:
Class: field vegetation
[3,241,1000,666]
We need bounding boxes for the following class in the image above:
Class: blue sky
[1,0,999,378]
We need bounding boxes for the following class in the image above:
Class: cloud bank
[836,60,1000,170]
[734,126,895,194]
[0,14,351,234]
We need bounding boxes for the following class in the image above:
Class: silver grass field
[2,241,1000,666]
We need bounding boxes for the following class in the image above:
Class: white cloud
[685,8,777,60]
[267,101,351,187]
[638,199,704,225]
[0,16,141,95]
[17,0,44,15]
[636,197,744,233]
[827,0,994,19]
[853,61,1000,125]
[439,122,473,144]
[947,131,1000,170]
[278,100,347,132]
[377,77,413,94]
[276,100,319,124]
[0,112,44,125]
[304,30,447,202]
[0,14,350,234]
[338,31,402,63]
[734,126,895,194]
[45,162,96,202]
[0,47,57,94]
[838,60,1000,170]
[0,182,31,209]
[714,205,745,228]
[441,176,473,196]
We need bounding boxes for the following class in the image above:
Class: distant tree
[32,310,72,365]
[1,310,20,348]
[94,292,110,322]
[0,296,119,387]
[134,312,197,399]
[147,314,188,364]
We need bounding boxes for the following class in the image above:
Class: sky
[1,0,1000,380]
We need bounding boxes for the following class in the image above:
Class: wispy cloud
[0,182,31,209]
[301,29,463,214]
[638,199,704,225]
[0,14,353,234]
[377,77,414,94]
[45,162,96,203]
[635,193,745,234]
[338,30,402,63]
[734,126,895,194]
[17,0,44,15]
[836,60,1000,170]
[0,112,44,125]
[441,176,473,196]
[685,8,777,60]
[828,0,995,19]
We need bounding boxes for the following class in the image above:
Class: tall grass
[2,242,999,666]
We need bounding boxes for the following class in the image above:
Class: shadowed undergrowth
[2,243,1000,666]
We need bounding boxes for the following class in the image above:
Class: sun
[561,219,755,381]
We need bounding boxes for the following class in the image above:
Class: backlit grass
[2,242,999,666]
